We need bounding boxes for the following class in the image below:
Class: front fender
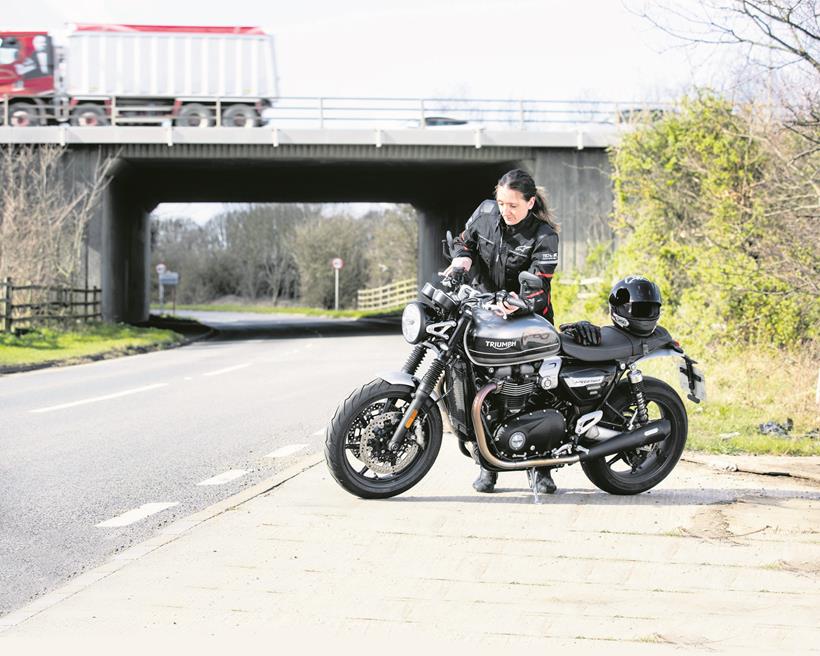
[376,370,441,403]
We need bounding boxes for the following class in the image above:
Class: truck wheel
[176,103,214,127]
[8,103,41,127]
[221,104,258,127]
[70,104,109,127]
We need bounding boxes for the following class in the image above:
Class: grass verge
[638,345,820,456]
[0,322,183,369]
[159,303,403,319]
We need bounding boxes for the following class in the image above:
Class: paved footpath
[1,440,818,654]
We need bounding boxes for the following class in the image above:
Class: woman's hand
[488,292,522,318]
[441,256,472,277]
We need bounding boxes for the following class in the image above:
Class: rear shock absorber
[627,366,650,425]
[401,344,427,376]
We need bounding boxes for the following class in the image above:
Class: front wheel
[324,378,443,499]
[581,376,688,495]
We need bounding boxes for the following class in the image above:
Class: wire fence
[1,277,102,333]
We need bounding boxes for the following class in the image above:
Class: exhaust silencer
[579,419,671,462]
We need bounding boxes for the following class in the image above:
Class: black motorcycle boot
[473,467,498,493]
[529,467,557,494]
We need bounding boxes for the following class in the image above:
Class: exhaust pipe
[578,419,671,462]
[471,382,671,471]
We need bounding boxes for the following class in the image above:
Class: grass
[0,322,183,368]
[638,345,820,456]
[156,303,403,319]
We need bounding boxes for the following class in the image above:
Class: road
[0,312,405,615]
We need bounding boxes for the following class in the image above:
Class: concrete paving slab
[1,439,818,654]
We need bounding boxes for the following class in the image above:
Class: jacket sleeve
[525,231,559,319]
[451,202,487,260]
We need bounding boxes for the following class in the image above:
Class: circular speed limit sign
[331,257,344,270]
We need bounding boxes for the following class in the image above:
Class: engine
[474,362,572,458]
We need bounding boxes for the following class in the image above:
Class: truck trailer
[0,24,278,127]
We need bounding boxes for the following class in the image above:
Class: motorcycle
[324,233,706,499]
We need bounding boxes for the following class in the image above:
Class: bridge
[0,97,642,322]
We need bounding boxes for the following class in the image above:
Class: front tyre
[581,377,687,495]
[324,378,443,499]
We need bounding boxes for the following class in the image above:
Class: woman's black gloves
[559,321,602,346]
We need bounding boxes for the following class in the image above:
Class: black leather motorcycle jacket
[452,200,559,324]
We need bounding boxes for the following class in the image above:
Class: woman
[444,168,561,495]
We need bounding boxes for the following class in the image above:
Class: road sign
[156,263,167,275]
[331,257,344,270]
[159,272,179,285]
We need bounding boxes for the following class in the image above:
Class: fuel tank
[465,307,561,366]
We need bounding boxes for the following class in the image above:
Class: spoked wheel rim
[599,397,677,484]
[341,395,429,485]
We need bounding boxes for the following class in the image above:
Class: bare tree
[0,145,111,286]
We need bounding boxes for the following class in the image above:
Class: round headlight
[401,302,427,344]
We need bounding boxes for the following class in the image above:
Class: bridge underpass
[1,127,618,322]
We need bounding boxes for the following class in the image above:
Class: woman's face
[496,185,535,225]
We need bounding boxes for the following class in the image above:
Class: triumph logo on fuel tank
[484,340,516,350]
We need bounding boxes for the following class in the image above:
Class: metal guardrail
[0,95,673,130]
[357,278,418,311]
[1,277,102,333]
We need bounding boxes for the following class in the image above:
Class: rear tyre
[221,103,258,127]
[581,377,687,495]
[70,103,109,127]
[324,378,443,499]
[176,103,214,127]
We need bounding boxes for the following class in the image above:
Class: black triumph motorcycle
[325,235,706,499]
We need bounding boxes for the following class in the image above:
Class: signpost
[331,257,344,311]
[156,263,179,314]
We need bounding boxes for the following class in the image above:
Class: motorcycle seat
[560,325,674,362]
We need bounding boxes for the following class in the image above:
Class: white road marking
[31,383,169,414]
[312,428,326,436]
[96,502,179,528]
[264,444,308,458]
[196,469,248,486]
[202,362,251,377]
[184,376,193,381]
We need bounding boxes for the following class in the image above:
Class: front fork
[388,354,447,451]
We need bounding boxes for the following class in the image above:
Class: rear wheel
[581,376,687,495]
[176,103,214,127]
[324,378,443,499]
[221,103,258,127]
[70,103,109,127]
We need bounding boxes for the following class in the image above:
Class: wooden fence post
[3,277,12,333]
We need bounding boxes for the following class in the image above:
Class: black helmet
[608,275,662,337]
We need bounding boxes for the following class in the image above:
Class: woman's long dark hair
[496,168,560,233]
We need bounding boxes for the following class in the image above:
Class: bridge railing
[1,95,672,130]
[357,278,418,311]
[1,278,102,333]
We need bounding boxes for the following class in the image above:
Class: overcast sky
[5,0,733,222]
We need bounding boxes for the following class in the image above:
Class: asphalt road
[0,312,405,615]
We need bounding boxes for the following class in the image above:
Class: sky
[4,0,734,222]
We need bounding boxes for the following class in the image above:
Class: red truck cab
[0,32,57,125]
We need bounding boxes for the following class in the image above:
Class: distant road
[0,311,406,615]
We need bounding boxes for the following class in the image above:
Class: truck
[0,24,279,127]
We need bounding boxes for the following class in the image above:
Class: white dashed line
[264,444,308,458]
[202,363,251,377]
[196,469,248,486]
[31,383,169,414]
[96,502,179,528]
